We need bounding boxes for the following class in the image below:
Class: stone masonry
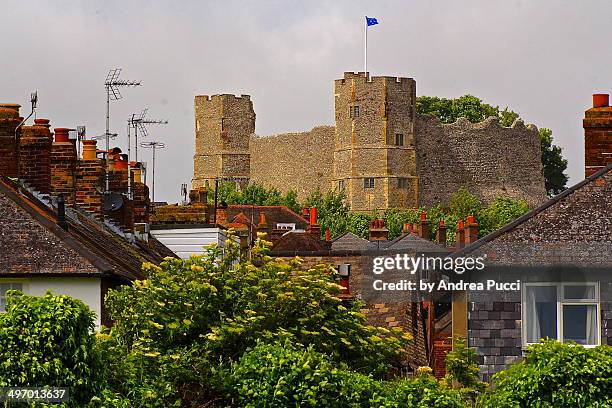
[193,72,546,211]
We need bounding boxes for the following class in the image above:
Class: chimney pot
[53,128,73,143]
[81,140,97,160]
[309,207,317,225]
[420,211,427,221]
[593,93,610,108]
[34,118,50,127]
[325,228,331,241]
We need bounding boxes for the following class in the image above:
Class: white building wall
[151,227,232,259]
[25,277,102,327]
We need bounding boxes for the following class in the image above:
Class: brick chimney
[50,128,77,206]
[402,223,411,234]
[465,215,479,244]
[368,219,389,241]
[455,219,465,249]
[418,211,430,240]
[75,140,104,217]
[18,118,53,194]
[436,220,447,244]
[0,103,21,177]
[256,212,270,236]
[307,207,321,237]
[584,93,612,177]
[132,180,150,224]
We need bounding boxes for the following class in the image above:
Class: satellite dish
[103,192,124,212]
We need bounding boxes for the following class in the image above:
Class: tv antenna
[15,91,38,141]
[104,68,140,190]
[140,141,165,206]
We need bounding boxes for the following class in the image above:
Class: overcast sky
[1,0,610,202]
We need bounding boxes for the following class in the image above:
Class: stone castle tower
[333,73,419,211]
[192,94,255,190]
[193,72,546,211]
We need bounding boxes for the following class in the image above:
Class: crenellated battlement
[195,94,251,102]
[335,72,414,92]
[416,114,539,134]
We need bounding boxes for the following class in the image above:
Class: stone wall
[415,115,546,208]
[250,126,335,200]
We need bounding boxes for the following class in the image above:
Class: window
[395,133,404,146]
[349,105,360,118]
[523,283,599,346]
[398,178,409,189]
[0,282,23,313]
[363,177,375,189]
[338,180,345,191]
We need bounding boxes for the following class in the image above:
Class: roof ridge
[453,164,612,257]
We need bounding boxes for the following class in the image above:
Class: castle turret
[333,72,418,211]
[193,94,254,190]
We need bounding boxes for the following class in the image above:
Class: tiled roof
[271,231,329,252]
[226,205,309,230]
[385,233,450,253]
[0,176,175,281]
[331,232,373,251]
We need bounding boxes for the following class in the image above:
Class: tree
[479,340,612,407]
[539,128,569,196]
[96,234,412,406]
[0,291,100,406]
[416,95,568,195]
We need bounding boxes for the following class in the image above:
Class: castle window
[338,180,345,190]
[398,178,409,189]
[221,118,225,131]
[349,105,360,118]
[363,177,375,189]
[395,133,404,146]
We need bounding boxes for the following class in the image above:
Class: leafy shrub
[0,291,99,406]
[479,340,612,407]
[98,234,411,406]
[228,341,465,408]
[443,337,486,403]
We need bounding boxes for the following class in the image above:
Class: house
[0,105,176,326]
[270,212,453,374]
[151,187,309,258]
[447,93,612,381]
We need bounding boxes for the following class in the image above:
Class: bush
[0,291,99,406]
[98,234,411,406]
[479,340,612,407]
[228,341,466,408]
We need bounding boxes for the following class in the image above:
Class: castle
[193,72,546,211]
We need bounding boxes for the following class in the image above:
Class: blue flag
[366,16,379,26]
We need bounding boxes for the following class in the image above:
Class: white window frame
[522,282,600,348]
[0,280,28,313]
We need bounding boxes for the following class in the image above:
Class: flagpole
[364,16,367,76]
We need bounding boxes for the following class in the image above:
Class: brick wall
[75,159,104,217]
[583,94,612,177]
[18,119,53,194]
[0,104,21,178]
[50,137,77,206]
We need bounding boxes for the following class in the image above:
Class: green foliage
[443,337,486,404]
[479,340,612,408]
[212,181,301,213]
[305,187,528,243]
[0,291,100,406]
[97,235,411,406]
[539,128,569,196]
[228,341,466,408]
[416,95,568,195]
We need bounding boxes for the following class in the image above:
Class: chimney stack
[584,93,612,177]
[456,219,465,249]
[75,139,104,217]
[465,215,479,244]
[18,118,53,194]
[308,207,321,237]
[436,220,447,244]
[0,103,21,177]
[418,211,430,240]
[368,219,389,241]
[50,128,77,206]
